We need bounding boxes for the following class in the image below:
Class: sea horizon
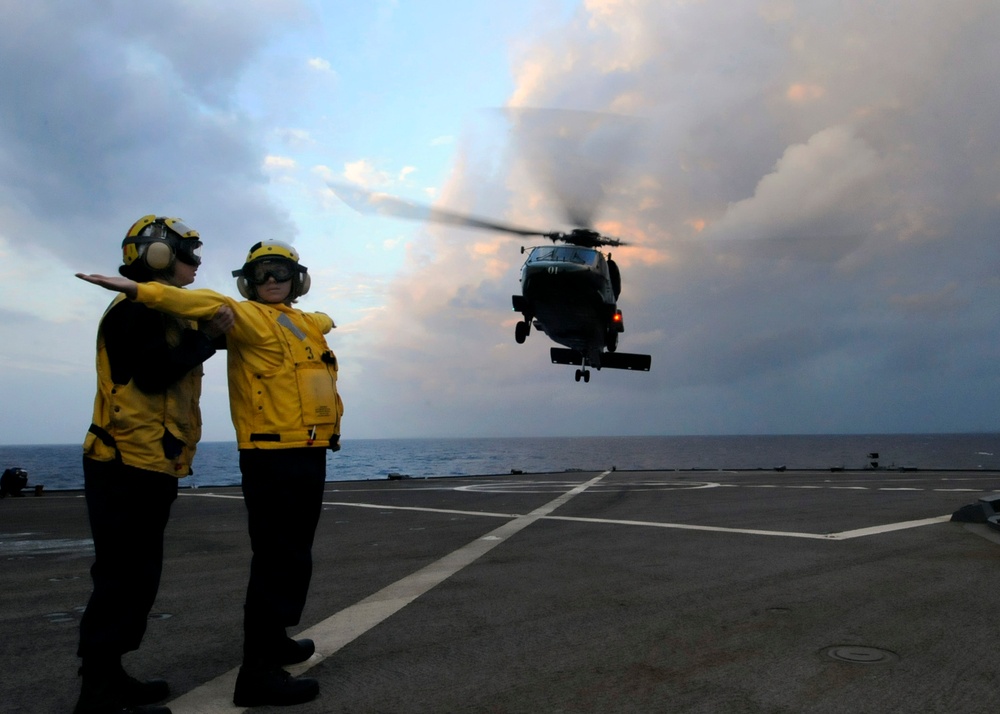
[2,432,1000,493]
[6,429,1000,448]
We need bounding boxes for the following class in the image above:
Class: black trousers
[78,457,178,660]
[240,447,326,663]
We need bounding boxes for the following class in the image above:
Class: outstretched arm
[78,273,247,340]
[76,273,138,300]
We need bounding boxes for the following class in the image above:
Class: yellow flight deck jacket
[134,282,343,450]
[85,294,204,476]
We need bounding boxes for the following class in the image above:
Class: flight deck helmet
[120,215,203,280]
[232,239,310,301]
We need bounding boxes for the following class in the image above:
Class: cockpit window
[527,246,598,265]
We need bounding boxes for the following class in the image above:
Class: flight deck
[3,468,999,713]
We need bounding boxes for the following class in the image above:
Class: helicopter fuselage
[518,245,615,354]
[511,244,650,381]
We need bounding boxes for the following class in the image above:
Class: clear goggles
[175,240,203,266]
[243,258,297,285]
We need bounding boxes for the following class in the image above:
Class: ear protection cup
[143,240,175,270]
[297,272,311,297]
[123,216,196,274]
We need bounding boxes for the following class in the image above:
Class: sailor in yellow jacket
[78,239,342,708]
[133,250,343,452]
[76,215,234,714]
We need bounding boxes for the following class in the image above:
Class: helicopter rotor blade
[548,229,628,248]
[327,182,547,238]
[502,107,644,230]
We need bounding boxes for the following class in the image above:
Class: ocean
[2,434,1000,492]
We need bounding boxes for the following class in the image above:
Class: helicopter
[328,183,651,383]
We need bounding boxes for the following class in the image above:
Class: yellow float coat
[134,283,343,450]
[84,294,203,475]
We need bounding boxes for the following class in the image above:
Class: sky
[1,0,999,445]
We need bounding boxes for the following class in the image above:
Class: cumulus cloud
[348,0,1000,436]
[307,57,335,74]
[342,159,395,188]
[265,155,298,172]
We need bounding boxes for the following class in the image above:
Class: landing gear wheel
[515,320,530,344]
[574,369,591,383]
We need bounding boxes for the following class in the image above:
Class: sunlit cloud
[786,83,826,102]
[343,159,394,188]
[702,125,881,250]
[307,57,335,74]
[264,155,297,171]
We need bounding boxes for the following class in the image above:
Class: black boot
[233,664,319,707]
[117,666,169,706]
[75,661,172,714]
[277,637,315,665]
